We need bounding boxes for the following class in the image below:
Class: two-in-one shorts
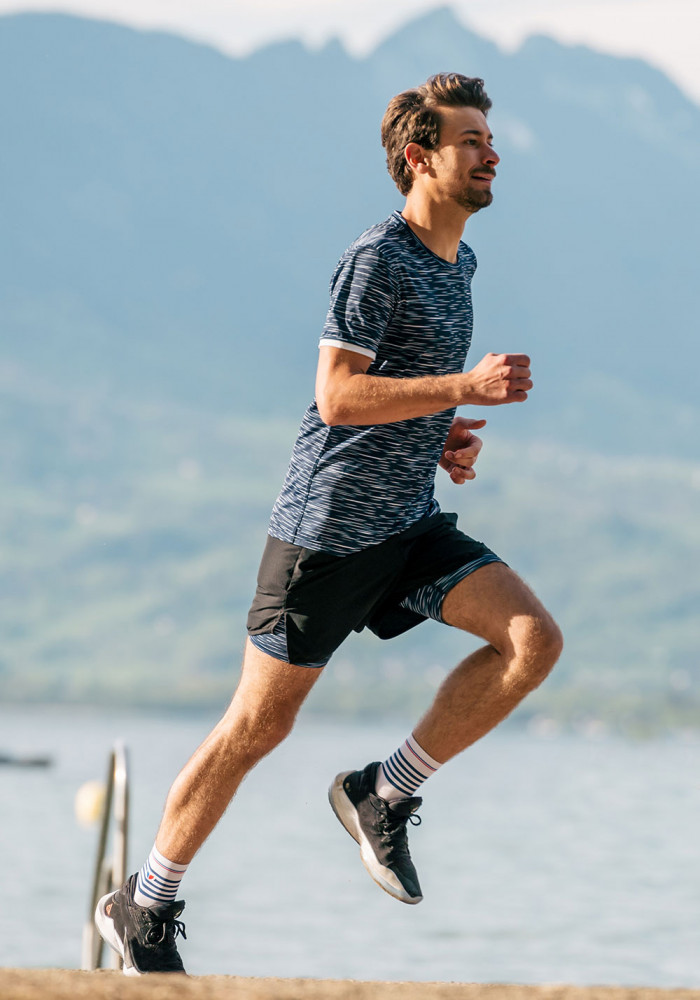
[246,512,502,668]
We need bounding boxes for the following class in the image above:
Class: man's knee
[508,611,563,688]
[220,696,299,765]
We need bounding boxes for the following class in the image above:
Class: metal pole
[81,744,130,971]
[109,742,129,970]
[81,751,115,971]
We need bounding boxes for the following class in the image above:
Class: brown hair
[381,73,492,195]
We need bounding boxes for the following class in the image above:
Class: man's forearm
[316,351,533,426]
[319,371,468,426]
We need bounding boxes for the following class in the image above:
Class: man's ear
[404,142,432,180]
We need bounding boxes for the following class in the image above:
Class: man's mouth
[471,171,495,182]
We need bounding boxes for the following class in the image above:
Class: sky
[2,0,700,105]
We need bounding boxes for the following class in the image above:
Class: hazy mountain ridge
[2,9,699,452]
[2,10,698,720]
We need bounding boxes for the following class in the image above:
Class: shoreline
[1,972,698,1000]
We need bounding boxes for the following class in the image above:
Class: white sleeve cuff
[318,338,377,360]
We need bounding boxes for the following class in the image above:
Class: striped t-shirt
[268,211,477,555]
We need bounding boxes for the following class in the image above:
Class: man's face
[427,105,499,213]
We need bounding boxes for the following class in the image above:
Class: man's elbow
[316,393,348,426]
[316,367,367,425]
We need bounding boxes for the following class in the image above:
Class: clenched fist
[461,353,532,405]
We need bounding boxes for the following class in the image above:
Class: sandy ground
[1,972,699,1000]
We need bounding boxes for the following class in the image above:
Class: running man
[96,72,563,975]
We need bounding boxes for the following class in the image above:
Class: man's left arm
[439,417,487,484]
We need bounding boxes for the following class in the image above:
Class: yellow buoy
[75,780,106,827]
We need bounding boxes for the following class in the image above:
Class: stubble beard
[454,184,494,213]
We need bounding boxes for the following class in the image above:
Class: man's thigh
[441,561,558,651]
[230,639,324,719]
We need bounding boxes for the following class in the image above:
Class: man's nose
[484,146,499,165]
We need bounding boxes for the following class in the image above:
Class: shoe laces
[144,912,187,948]
[374,801,421,854]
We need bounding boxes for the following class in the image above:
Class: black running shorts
[246,512,501,668]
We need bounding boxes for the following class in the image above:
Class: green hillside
[2,371,698,733]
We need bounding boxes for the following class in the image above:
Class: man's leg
[330,561,562,905]
[96,640,322,975]
[156,640,322,864]
[413,561,563,761]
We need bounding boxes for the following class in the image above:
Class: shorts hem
[436,554,504,623]
[248,631,330,669]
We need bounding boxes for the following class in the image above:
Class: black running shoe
[95,873,187,976]
[329,761,423,904]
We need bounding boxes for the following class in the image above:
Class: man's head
[381,73,497,212]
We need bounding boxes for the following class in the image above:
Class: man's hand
[462,353,532,405]
[439,417,486,484]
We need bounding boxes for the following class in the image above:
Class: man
[96,72,562,976]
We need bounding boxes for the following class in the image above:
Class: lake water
[0,704,698,985]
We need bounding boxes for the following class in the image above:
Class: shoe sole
[95,891,141,977]
[328,771,422,905]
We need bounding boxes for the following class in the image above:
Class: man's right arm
[315,346,533,426]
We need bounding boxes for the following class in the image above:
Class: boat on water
[0,752,53,767]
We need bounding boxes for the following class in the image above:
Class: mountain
[1,9,699,723]
[2,8,699,454]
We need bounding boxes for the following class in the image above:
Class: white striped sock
[133,844,188,907]
[376,733,443,802]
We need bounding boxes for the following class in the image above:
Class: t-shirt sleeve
[319,247,397,360]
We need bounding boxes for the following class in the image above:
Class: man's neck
[401,197,470,263]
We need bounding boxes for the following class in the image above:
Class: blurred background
[1,0,698,985]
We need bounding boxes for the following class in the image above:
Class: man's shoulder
[341,212,411,263]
